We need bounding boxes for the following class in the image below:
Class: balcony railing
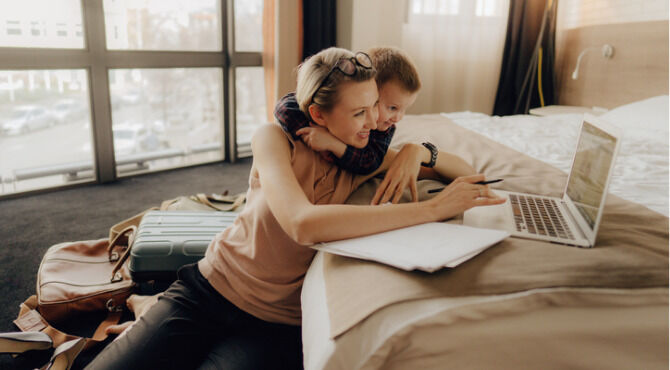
[2,143,223,193]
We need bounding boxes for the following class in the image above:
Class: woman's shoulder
[253,123,284,138]
[252,123,295,146]
[251,123,298,159]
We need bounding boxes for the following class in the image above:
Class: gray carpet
[0,159,253,369]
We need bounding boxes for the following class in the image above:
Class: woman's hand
[371,143,424,205]
[105,293,161,337]
[296,125,347,158]
[428,174,506,220]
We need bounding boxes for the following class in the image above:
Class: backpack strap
[14,295,122,351]
[194,192,246,211]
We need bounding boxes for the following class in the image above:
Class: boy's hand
[371,143,424,205]
[296,125,347,158]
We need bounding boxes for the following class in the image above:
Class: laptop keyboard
[509,194,575,240]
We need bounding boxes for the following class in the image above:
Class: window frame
[0,0,260,198]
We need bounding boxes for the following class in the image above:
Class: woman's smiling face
[316,79,379,148]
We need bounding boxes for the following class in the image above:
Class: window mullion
[83,0,116,183]
[223,0,235,163]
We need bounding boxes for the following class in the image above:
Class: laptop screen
[565,121,618,229]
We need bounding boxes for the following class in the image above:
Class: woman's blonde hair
[295,47,377,120]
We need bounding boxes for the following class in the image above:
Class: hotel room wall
[555,0,669,108]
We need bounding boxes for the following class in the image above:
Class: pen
[427,179,503,194]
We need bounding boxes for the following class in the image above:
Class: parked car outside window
[1,105,56,135]
[113,123,169,156]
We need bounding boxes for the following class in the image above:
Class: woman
[86,47,503,370]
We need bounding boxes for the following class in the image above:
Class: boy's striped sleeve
[273,92,396,175]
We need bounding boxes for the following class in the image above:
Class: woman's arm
[252,124,503,245]
[370,143,477,204]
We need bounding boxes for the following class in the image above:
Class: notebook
[312,222,509,272]
[464,114,621,248]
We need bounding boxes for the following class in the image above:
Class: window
[411,0,459,16]
[0,70,93,193]
[109,68,224,174]
[6,21,22,36]
[235,67,266,148]
[475,0,500,17]
[0,0,263,197]
[234,0,263,52]
[30,21,41,36]
[56,23,67,37]
[0,0,84,49]
[103,0,222,52]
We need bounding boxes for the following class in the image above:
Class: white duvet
[442,105,668,216]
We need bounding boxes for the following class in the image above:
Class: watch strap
[421,142,438,168]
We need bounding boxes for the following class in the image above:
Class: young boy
[274,46,474,204]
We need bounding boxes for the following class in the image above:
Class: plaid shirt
[273,92,395,175]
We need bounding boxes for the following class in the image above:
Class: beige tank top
[199,130,364,325]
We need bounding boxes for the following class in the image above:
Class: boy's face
[376,80,418,132]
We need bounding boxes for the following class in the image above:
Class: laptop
[463,114,621,248]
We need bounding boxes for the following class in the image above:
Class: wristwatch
[421,142,438,168]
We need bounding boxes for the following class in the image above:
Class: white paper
[312,222,509,272]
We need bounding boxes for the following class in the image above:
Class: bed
[300,94,669,369]
[300,17,668,368]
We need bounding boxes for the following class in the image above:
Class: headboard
[556,20,669,109]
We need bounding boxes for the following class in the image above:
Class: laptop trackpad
[463,195,512,232]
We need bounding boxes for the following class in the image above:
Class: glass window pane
[103,0,221,51]
[236,67,267,147]
[0,70,93,195]
[109,68,224,176]
[0,0,84,49]
[234,0,263,52]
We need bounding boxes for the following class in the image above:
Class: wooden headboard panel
[556,20,668,109]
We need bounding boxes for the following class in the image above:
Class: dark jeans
[85,264,303,370]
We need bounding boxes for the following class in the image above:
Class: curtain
[301,0,336,60]
[493,0,557,116]
[399,0,510,114]
[262,0,276,123]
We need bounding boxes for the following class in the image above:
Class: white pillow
[599,95,669,135]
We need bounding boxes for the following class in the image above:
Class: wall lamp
[571,44,615,80]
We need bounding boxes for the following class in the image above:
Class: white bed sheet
[441,111,669,216]
[302,251,667,370]
[302,251,560,370]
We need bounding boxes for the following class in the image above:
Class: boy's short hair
[368,47,421,93]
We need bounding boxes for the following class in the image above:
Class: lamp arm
[571,44,615,80]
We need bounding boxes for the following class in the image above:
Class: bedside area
[529,105,608,116]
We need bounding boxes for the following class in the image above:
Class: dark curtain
[493,0,557,116]
[301,0,336,60]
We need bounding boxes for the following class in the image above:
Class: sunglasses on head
[310,52,373,106]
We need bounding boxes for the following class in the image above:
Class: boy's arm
[296,124,395,175]
[274,92,392,173]
[273,92,310,140]
[335,125,395,175]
